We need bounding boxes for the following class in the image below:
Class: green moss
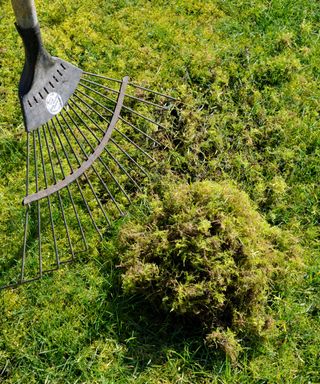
[118,180,301,362]
[0,0,319,381]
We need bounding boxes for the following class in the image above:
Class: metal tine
[21,132,31,283]
[49,119,88,252]
[73,90,150,175]
[16,274,40,290]
[76,89,114,115]
[83,71,177,101]
[59,111,112,227]
[110,138,149,178]
[54,115,103,240]
[80,78,169,110]
[127,83,177,101]
[37,127,60,268]
[73,91,150,178]
[21,208,29,282]
[26,132,30,196]
[76,91,162,147]
[92,165,124,216]
[64,106,124,216]
[79,82,168,130]
[69,98,155,162]
[43,123,75,260]
[67,100,132,204]
[33,130,42,277]
[83,71,123,84]
[74,90,162,146]
[75,104,143,189]
[70,97,142,191]
[82,167,112,226]
[119,116,163,147]
[114,128,155,162]
[103,146,142,192]
[68,100,152,188]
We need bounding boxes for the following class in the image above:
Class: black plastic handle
[16,23,50,97]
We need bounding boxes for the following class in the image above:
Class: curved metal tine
[80,78,169,110]
[68,98,136,203]
[48,120,88,252]
[110,138,150,178]
[72,91,149,177]
[68,98,104,141]
[63,107,124,216]
[33,131,42,277]
[114,128,155,162]
[71,90,162,146]
[79,82,168,130]
[70,94,143,191]
[76,88,114,114]
[59,111,112,227]
[82,71,177,101]
[43,123,75,260]
[119,116,163,147]
[74,90,161,146]
[37,127,60,268]
[72,92,148,176]
[54,115,103,240]
[69,99,155,164]
[93,164,125,216]
[67,101,131,204]
[104,147,142,192]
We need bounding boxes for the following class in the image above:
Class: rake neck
[12,0,38,28]
[16,23,52,98]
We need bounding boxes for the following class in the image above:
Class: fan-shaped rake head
[1,0,177,289]
[1,73,175,289]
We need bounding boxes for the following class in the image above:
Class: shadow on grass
[90,261,229,378]
[0,252,263,382]
[90,245,267,380]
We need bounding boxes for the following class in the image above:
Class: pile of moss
[117,180,301,362]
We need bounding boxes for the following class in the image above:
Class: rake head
[11,73,174,289]
[1,4,176,289]
[16,24,83,132]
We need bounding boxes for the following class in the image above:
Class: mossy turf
[118,180,302,364]
[0,0,319,383]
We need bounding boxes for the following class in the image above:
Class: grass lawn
[0,0,319,382]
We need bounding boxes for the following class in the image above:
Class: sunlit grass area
[0,0,319,382]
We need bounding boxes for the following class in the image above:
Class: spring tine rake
[0,0,176,289]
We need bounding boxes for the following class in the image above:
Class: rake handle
[11,0,39,29]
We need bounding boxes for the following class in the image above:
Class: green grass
[0,0,319,382]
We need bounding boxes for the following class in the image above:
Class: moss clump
[118,180,300,362]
